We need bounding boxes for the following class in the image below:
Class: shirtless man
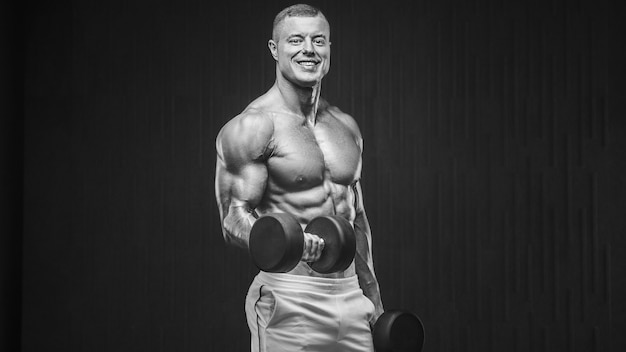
[215,4,383,351]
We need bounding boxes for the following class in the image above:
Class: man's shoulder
[219,107,274,138]
[216,108,274,162]
[323,102,361,138]
[218,88,280,134]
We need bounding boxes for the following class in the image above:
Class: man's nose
[302,38,314,54]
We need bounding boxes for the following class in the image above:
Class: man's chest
[267,121,362,190]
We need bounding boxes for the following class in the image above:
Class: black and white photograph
[2,0,624,351]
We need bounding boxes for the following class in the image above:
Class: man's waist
[256,269,360,294]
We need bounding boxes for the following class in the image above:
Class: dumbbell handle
[301,232,326,263]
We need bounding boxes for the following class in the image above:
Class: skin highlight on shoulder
[319,101,363,148]
[217,109,275,171]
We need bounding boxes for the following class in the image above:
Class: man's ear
[268,39,278,61]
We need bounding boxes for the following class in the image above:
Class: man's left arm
[352,180,384,323]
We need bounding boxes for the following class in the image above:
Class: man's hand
[302,232,326,262]
[371,303,384,326]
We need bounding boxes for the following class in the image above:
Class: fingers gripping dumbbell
[248,213,356,274]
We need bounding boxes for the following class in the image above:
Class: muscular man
[215,4,383,351]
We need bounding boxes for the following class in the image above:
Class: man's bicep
[215,159,268,247]
[214,112,273,247]
[215,113,272,215]
[216,159,268,219]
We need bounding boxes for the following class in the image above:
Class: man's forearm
[356,254,384,318]
[222,206,257,249]
[352,202,384,321]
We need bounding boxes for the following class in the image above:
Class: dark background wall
[6,0,624,351]
[1,1,23,351]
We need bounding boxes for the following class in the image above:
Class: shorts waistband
[255,271,360,294]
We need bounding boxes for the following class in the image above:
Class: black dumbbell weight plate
[249,213,304,272]
[373,310,425,352]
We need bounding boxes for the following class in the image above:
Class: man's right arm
[214,112,274,249]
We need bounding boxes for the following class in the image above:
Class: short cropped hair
[272,4,328,41]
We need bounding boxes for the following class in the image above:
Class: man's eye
[289,38,303,44]
[314,39,326,45]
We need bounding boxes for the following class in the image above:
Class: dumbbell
[248,213,356,274]
[373,310,425,352]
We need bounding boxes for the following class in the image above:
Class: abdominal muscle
[256,179,358,278]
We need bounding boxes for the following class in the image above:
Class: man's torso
[250,100,362,277]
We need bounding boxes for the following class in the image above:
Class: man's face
[269,15,331,87]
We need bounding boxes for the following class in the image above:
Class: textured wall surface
[21,0,624,351]
[1,2,23,351]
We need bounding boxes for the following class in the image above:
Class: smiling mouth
[296,59,320,68]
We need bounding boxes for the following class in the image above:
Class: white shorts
[245,271,376,352]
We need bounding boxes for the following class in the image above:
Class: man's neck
[275,75,322,125]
